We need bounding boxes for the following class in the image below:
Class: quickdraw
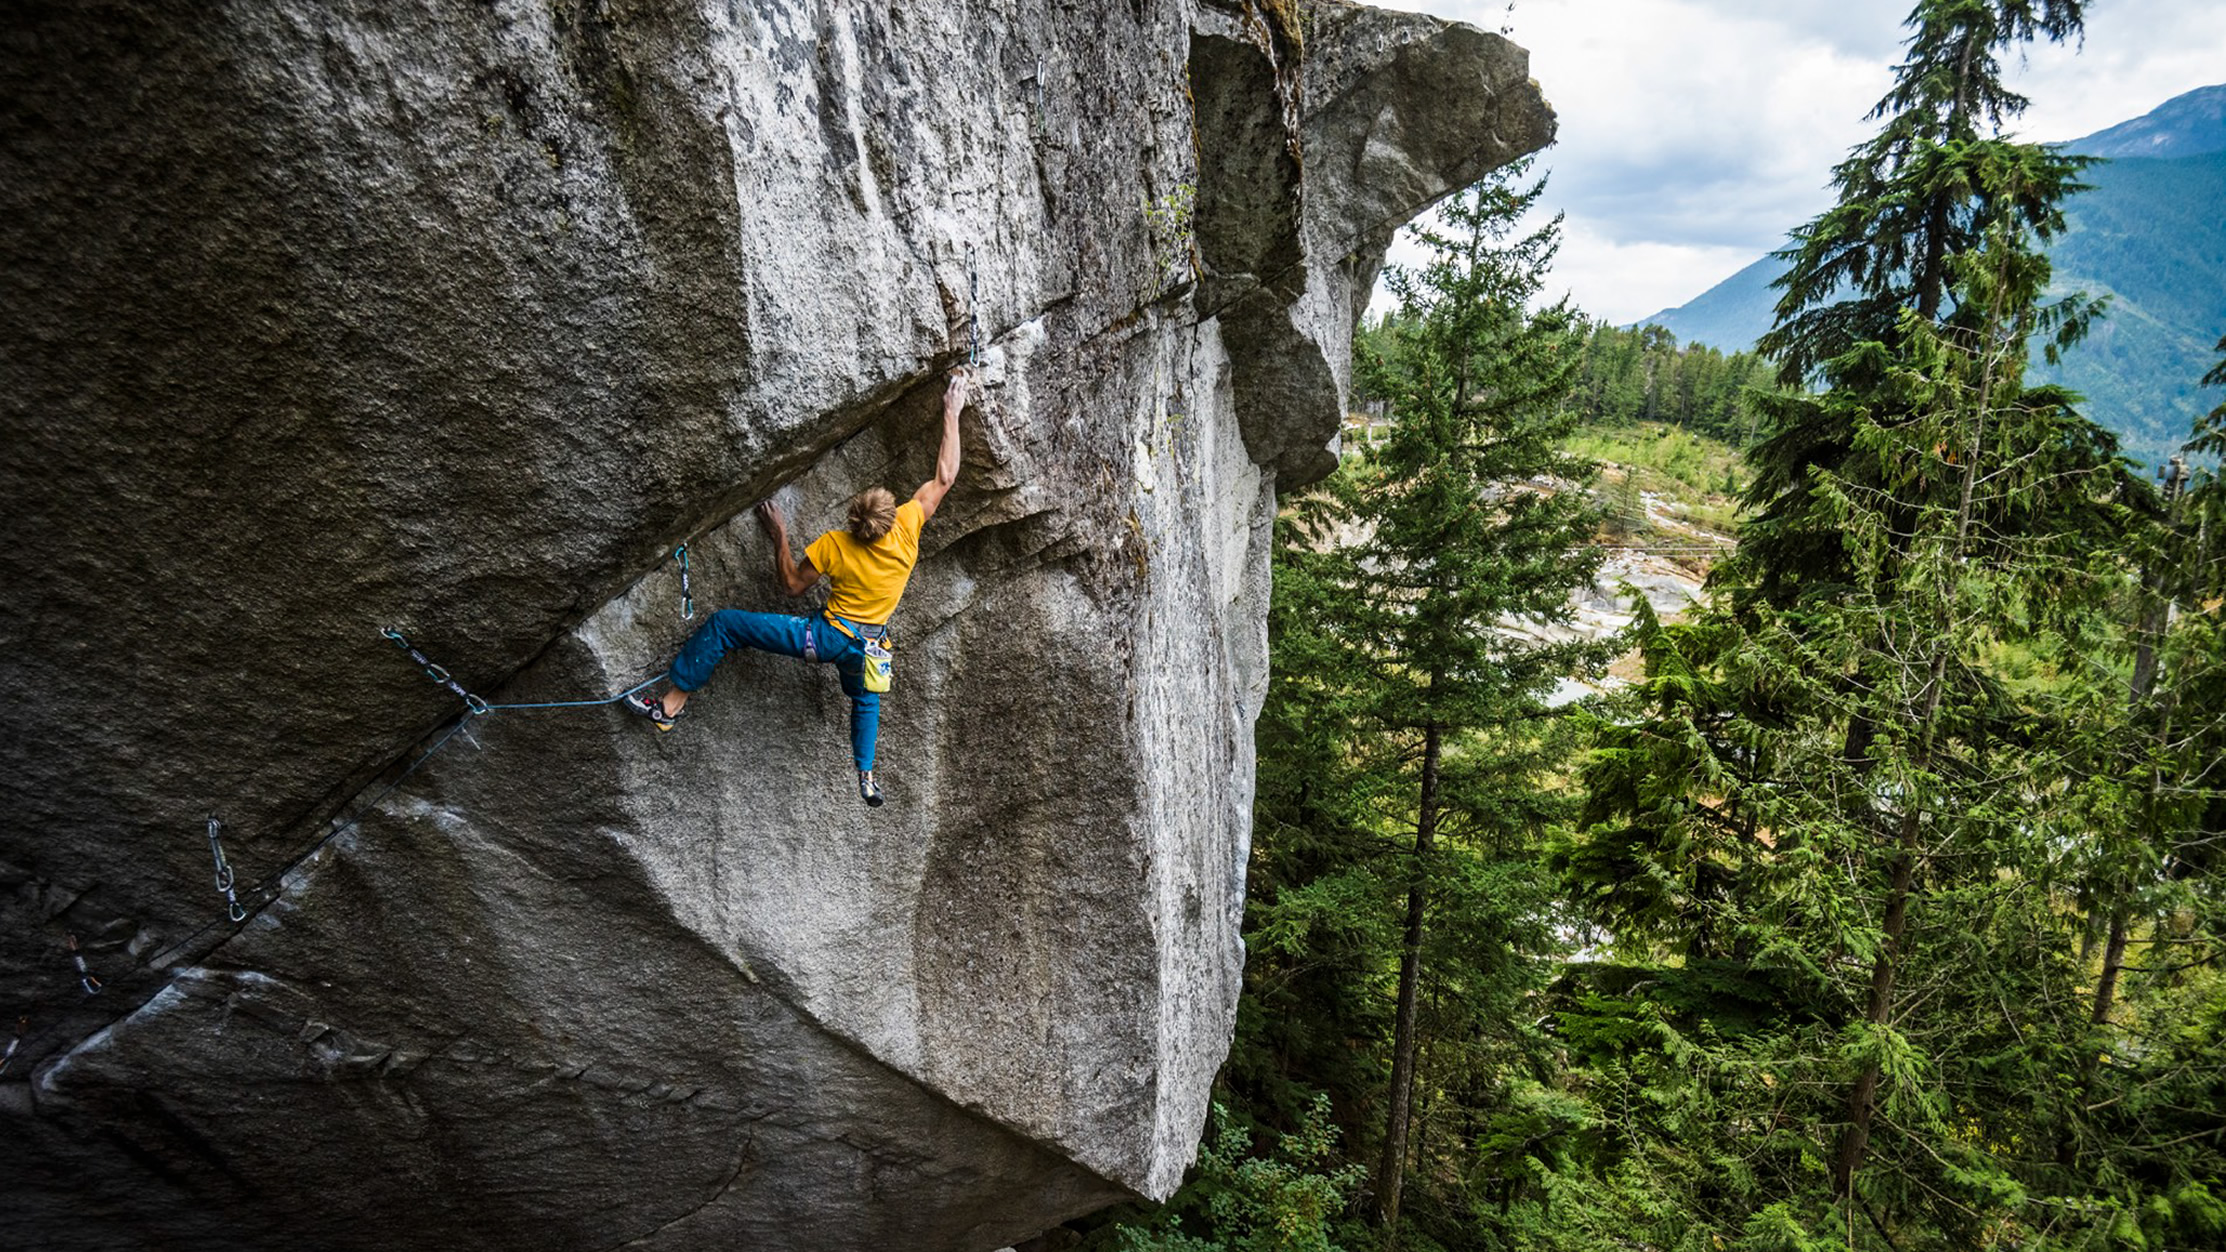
[208,816,247,922]
[676,544,695,620]
[66,933,100,996]
[168,630,669,960]
[381,627,491,715]
[967,243,980,366]
[384,626,663,714]
[0,1016,24,1076]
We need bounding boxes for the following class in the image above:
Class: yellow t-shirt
[805,499,926,627]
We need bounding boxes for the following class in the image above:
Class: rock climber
[624,368,968,807]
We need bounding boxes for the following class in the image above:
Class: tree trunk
[2056,907,2130,1170]
[1835,282,1997,1199]
[2090,911,2131,1029]
[2064,581,2166,1162]
[2065,474,2184,1164]
[1378,721,1441,1234]
[1915,28,1980,322]
[2092,580,2161,1043]
[1833,806,1920,1197]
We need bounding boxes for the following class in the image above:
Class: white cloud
[1360,0,2224,326]
[1370,217,1760,327]
[2008,0,2226,142]
[1533,223,1762,324]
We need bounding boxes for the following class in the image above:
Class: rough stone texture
[0,1,1551,1247]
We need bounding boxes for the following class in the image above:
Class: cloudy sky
[1368,0,2226,325]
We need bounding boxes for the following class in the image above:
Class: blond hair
[848,487,898,543]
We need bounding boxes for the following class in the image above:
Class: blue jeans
[667,610,881,770]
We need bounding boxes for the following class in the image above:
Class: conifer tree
[1745,0,2104,607]
[1125,13,2224,1251]
[1569,182,2142,1252]
[1257,162,1609,1235]
[2192,333,2226,459]
[1565,3,2154,1245]
[1761,0,2089,379]
[2023,336,2226,1248]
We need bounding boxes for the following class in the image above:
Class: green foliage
[1246,156,1616,1238]
[1566,423,1747,499]
[1564,321,1783,444]
[1601,471,1644,537]
[1557,6,2224,1250]
[1760,0,2096,383]
[2189,332,2226,461]
[1112,1099,1367,1252]
[1145,182,1198,293]
[1096,15,2224,1252]
[1331,169,1610,740]
[1566,422,1750,536]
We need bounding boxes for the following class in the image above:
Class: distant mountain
[2039,150,2226,459]
[1636,84,2226,462]
[2072,82,2226,159]
[1638,254,1781,359]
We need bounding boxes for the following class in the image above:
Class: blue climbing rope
[380,626,663,716]
[474,671,668,713]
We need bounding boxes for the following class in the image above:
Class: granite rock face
[0,1,1551,1247]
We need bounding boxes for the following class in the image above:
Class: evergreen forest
[1081,4,2226,1250]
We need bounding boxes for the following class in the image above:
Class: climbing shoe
[622,692,680,732]
[858,770,883,807]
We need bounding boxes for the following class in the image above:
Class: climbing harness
[382,627,491,715]
[66,933,100,996]
[826,616,893,693]
[207,816,246,922]
[676,544,695,620]
[967,243,980,366]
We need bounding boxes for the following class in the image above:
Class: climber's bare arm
[755,502,819,596]
[911,369,967,521]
